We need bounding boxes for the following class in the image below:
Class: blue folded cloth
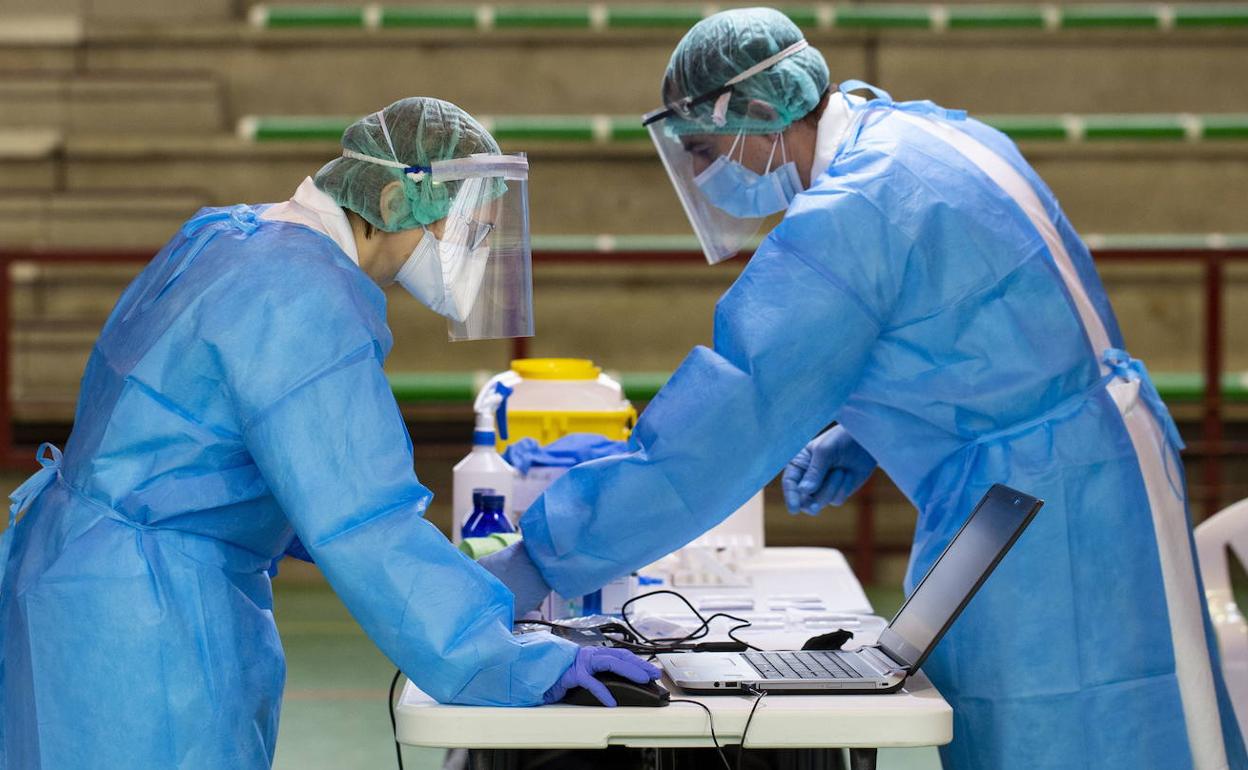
[503,433,630,474]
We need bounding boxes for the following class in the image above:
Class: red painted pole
[0,255,12,468]
[1203,253,1225,520]
[857,475,877,584]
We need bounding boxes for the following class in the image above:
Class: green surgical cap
[662,7,829,135]
[313,97,501,232]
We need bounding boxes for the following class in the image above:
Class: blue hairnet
[662,7,830,135]
[313,97,501,232]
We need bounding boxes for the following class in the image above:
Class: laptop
[657,484,1042,694]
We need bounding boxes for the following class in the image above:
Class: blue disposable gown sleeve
[242,344,577,705]
[520,185,910,597]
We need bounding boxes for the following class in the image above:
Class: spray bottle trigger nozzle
[494,382,514,442]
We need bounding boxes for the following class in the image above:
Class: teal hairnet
[313,97,501,232]
[661,7,829,136]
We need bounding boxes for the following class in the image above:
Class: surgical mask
[395,227,491,323]
[693,132,803,218]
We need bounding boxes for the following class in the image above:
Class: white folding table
[395,547,952,770]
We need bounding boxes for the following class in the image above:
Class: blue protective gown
[522,91,1247,768]
[0,205,576,768]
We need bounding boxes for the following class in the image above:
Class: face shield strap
[651,38,813,128]
[711,91,734,128]
[341,148,432,182]
[375,109,398,159]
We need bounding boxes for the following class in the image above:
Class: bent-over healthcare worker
[482,9,1247,769]
[0,97,657,770]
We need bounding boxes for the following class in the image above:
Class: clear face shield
[644,116,781,264]
[643,39,811,265]
[424,154,534,341]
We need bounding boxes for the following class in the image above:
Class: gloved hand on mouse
[543,647,662,707]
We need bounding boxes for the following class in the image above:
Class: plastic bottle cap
[473,430,496,446]
[483,494,506,512]
[510,358,601,381]
[472,489,495,512]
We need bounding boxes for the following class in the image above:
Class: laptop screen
[877,485,1042,673]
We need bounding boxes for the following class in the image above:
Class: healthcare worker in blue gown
[482,9,1247,769]
[0,97,658,769]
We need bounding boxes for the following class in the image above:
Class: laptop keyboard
[743,651,860,680]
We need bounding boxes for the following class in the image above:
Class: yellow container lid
[511,358,601,381]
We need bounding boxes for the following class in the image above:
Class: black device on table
[561,673,671,707]
[657,484,1043,694]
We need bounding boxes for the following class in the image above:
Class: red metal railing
[1,246,1244,581]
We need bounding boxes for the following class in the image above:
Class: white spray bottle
[452,379,519,544]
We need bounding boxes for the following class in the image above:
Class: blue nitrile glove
[542,646,663,707]
[782,425,877,515]
[477,541,553,614]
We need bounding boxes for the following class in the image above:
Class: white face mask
[394,227,490,324]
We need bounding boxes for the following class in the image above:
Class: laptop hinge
[868,644,911,672]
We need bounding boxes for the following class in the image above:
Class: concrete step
[0,72,227,134]
[0,16,83,70]
[240,112,1248,143]
[0,128,62,191]
[0,190,209,248]
[247,2,1248,32]
[2,0,233,21]
[13,134,1245,234]
[55,24,1248,116]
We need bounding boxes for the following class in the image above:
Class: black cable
[620,590,701,643]
[621,590,763,651]
[734,687,768,770]
[670,699,733,770]
[514,590,763,658]
[388,668,404,770]
[515,618,692,656]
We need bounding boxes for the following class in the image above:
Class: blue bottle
[461,494,515,540]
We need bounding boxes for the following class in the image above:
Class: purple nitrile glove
[782,425,877,515]
[542,646,662,707]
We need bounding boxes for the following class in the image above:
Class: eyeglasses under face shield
[425,154,534,341]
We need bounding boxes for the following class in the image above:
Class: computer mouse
[561,673,671,707]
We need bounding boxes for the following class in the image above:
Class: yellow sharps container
[483,358,637,451]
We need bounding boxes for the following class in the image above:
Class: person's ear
[379,181,406,229]
[743,98,780,125]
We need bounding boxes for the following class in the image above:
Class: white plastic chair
[1196,497,1248,739]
